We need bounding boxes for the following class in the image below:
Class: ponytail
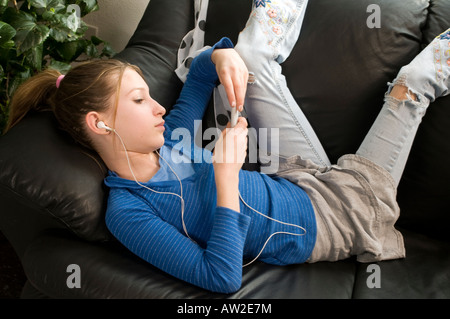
[5,69,61,133]
[4,59,143,150]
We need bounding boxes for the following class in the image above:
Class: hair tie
[56,75,65,88]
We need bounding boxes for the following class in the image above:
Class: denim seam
[269,62,329,168]
[266,0,328,168]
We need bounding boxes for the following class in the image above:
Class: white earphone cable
[238,191,306,267]
[112,129,194,242]
[111,127,306,268]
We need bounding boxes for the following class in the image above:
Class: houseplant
[0,0,115,134]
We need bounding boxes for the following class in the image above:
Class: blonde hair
[5,59,143,150]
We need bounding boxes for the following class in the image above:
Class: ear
[85,111,111,135]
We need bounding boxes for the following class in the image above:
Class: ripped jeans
[355,92,428,186]
[215,0,449,187]
[356,28,450,185]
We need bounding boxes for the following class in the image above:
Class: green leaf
[75,19,88,35]
[8,9,35,29]
[48,12,79,42]
[90,35,102,46]
[84,42,98,58]
[10,11,50,55]
[28,0,48,9]
[0,21,16,47]
[1,7,17,24]
[16,23,50,55]
[101,42,115,58]
[42,9,56,20]
[0,0,8,16]
[28,0,65,12]
[54,39,82,61]
[25,42,43,71]
[49,28,69,42]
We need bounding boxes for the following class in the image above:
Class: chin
[155,136,165,150]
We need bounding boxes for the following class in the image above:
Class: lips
[156,120,165,130]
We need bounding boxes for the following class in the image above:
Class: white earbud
[97,121,113,132]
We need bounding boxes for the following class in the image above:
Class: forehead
[120,68,148,91]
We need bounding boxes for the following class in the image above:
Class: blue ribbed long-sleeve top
[104,38,317,294]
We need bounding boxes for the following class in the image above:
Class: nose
[153,100,166,116]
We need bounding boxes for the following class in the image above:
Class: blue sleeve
[105,191,251,294]
[164,37,234,136]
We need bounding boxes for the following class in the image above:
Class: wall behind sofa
[83,0,150,52]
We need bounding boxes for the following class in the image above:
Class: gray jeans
[357,28,450,185]
[215,1,443,189]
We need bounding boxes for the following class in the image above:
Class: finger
[221,76,237,109]
[235,74,248,112]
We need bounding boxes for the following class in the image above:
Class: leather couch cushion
[353,228,450,298]
[0,112,110,242]
[22,231,357,298]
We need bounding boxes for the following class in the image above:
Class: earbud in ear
[97,121,113,132]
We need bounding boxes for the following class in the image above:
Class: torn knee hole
[388,84,419,102]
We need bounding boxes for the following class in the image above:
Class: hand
[212,117,248,180]
[211,48,248,112]
[212,117,248,212]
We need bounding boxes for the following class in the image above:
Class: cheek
[127,121,165,151]
[115,103,148,135]
[114,104,164,150]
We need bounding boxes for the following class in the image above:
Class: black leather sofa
[1,0,450,299]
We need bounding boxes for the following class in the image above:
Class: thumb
[234,116,248,129]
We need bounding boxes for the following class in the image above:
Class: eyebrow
[127,88,147,95]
